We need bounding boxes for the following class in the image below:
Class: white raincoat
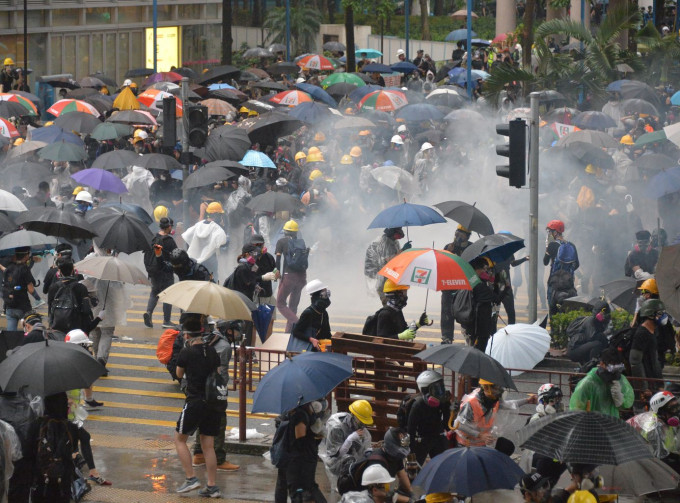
[182,219,227,264]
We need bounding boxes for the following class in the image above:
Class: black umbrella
[543,107,580,123]
[460,233,525,263]
[244,47,275,59]
[552,142,615,170]
[107,110,156,125]
[599,278,638,314]
[87,212,154,254]
[425,90,467,109]
[535,90,567,104]
[2,161,54,187]
[54,111,102,134]
[268,43,287,53]
[325,82,359,98]
[65,87,99,100]
[361,63,392,73]
[0,101,31,118]
[251,81,288,92]
[267,62,299,75]
[556,130,619,148]
[174,67,199,80]
[237,70,262,82]
[84,95,113,115]
[134,153,182,171]
[636,153,677,171]
[323,41,346,52]
[198,65,241,86]
[246,191,304,213]
[98,202,153,225]
[183,165,240,190]
[91,150,140,171]
[434,201,494,236]
[415,345,516,389]
[619,81,661,106]
[208,88,248,104]
[517,411,653,465]
[560,295,600,312]
[351,72,373,83]
[622,98,659,117]
[237,112,305,146]
[124,68,155,78]
[0,340,106,396]
[0,213,17,234]
[573,111,617,130]
[89,72,117,88]
[202,125,251,162]
[15,206,96,240]
[38,76,79,89]
[244,99,276,114]
[435,63,459,82]
[203,160,250,177]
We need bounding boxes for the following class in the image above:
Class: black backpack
[204,368,229,412]
[362,307,388,336]
[608,326,634,371]
[396,394,419,429]
[452,289,475,326]
[566,316,590,351]
[284,238,309,272]
[270,411,304,469]
[2,262,22,305]
[49,280,82,333]
[337,451,389,495]
[34,418,74,495]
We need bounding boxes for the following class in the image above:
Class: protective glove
[610,379,624,408]
[261,271,277,281]
[398,327,416,341]
[634,268,653,280]
[416,312,430,328]
[98,310,105,320]
[401,240,412,251]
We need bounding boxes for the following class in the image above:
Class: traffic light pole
[181,77,190,227]
[528,92,540,323]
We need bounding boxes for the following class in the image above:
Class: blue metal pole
[579,0,584,104]
[285,0,291,62]
[466,0,472,99]
[153,0,158,72]
[405,0,410,61]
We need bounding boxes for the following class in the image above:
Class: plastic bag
[0,419,23,503]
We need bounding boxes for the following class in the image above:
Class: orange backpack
[156,329,180,364]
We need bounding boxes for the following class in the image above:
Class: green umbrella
[38,140,87,162]
[634,129,667,146]
[321,72,366,89]
[90,122,134,141]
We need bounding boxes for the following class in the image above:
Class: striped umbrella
[0,118,20,139]
[358,90,408,111]
[270,90,313,107]
[137,88,183,117]
[321,73,366,89]
[47,99,100,117]
[296,54,336,71]
[0,93,38,115]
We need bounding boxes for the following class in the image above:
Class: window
[118,6,144,24]
[78,34,89,76]
[63,35,76,76]
[179,4,201,19]
[52,9,80,27]
[86,8,113,25]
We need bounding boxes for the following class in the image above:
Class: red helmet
[546,219,565,233]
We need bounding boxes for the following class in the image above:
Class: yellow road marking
[95,400,274,419]
[100,375,174,384]
[106,363,167,373]
[113,343,157,350]
[108,352,157,360]
[92,386,255,404]
[87,415,177,428]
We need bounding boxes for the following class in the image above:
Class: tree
[263,0,324,56]
[637,23,680,85]
[419,0,431,40]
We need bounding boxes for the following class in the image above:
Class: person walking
[407,370,450,465]
[543,220,579,317]
[182,202,228,283]
[275,220,309,332]
[143,217,177,328]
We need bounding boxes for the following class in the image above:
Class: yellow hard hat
[350,146,362,158]
[129,82,138,89]
[248,110,259,117]
[383,279,409,293]
[44,121,54,127]
[294,151,307,161]
[344,107,354,115]
[340,154,353,165]
[478,378,494,386]
[307,146,321,156]
[283,219,299,232]
[13,138,24,146]
[309,169,323,181]
[456,224,470,233]
[314,131,326,142]
[567,490,597,503]
[239,106,249,114]
[585,164,597,174]
[306,151,324,163]
[638,278,659,294]
[3,58,14,66]
[206,202,224,214]
[153,205,169,222]
[348,399,374,425]
[359,130,371,136]
[72,186,84,196]
[620,134,634,145]
[425,494,455,503]
[482,257,494,268]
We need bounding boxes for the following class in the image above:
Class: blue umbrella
[395,103,445,122]
[71,168,128,194]
[287,101,333,124]
[460,232,526,263]
[445,29,477,41]
[671,91,680,106]
[448,67,466,80]
[349,84,382,103]
[606,79,631,92]
[241,150,276,169]
[454,69,491,84]
[645,167,680,199]
[355,48,382,58]
[294,83,337,107]
[391,61,418,74]
[412,447,524,497]
[252,303,275,343]
[361,63,393,74]
[208,83,236,90]
[31,125,84,146]
[367,202,446,229]
[251,352,353,414]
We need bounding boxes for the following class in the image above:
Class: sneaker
[143,312,153,328]
[192,453,205,467]
[216,461,240,472]
[162,322,176,329]
[33,299,46,308]
[198,485,221,498]
[88,475,112,486]
[84,399,103,410]
[176,477,200,493]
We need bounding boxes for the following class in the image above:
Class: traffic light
[162,96,177,149]
[185,104,208,148]
[495,119,526,188]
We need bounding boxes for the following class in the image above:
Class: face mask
[595,311,607,323]
[246,256,256,265]
[478,271,493,282]
[313,297,331,310]
[667,416,680,427]
[387,294,407,310]
[394,232,405,240]
[657,313,669,326]
[427,396,441,407]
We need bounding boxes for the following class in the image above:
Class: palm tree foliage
[636,22,680,84]
[263,0,324,56]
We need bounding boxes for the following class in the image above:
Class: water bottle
[13,286,21,291]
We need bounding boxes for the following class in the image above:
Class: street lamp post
[285,0,291,62]
[153,0,158,72]
[466,0,472,99]
[405,0,410,61]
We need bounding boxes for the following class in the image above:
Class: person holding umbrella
[374,280,428,341]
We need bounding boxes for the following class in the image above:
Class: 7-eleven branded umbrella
[0,118,19,138]
[270,90,313,107]
[297,54,335,71]
[0,93,38,115]
[137,88,183,117]
[379,248,480,292]
[359,90,408,111]
[47,99,100,117]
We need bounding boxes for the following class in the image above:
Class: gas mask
[312,290,331,310]
[595,309,610,324]
[634,240,652,253]
[478,270,494,282]
[580,473,604,491]
[394,231,405,240]
[657,313,669,326]
[246,256,256,266]
[386,292,408,310]
[426,380,446,407]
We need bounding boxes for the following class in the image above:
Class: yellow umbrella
[158,280,252,320]
[113,87,140,111]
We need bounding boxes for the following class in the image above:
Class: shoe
[192,453,205,467]
[176,477,200,493]
[440,339,452,345]
[84,399,103,410]
[88,475,112,486]
[33,299,46,308]
[162,322,176,329]
[216,461,240,472]
[198,485,221,498]
[143,312,153,328]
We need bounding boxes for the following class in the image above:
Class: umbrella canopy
[0,101,33,118]
[6,140,47,160]
[71,168,128,194]
[208,87,248,104]
[426,89,467,108]
[355,48,382,58]
[622,98,659,117]
[0,229,55,256]
[461,233,525,263]
[434,201,494,236]
[270,90,313,107]
[412,447,523,497]
[200,98,236,117]
[664,122,680,148]
[446,29,477,41]
[517,410,653,465]
[241,150,276,169]
[124,68,155,78]
[349,84,383,103]
[0,118,19,139]
[91,149,139,171]
[367,202,446,229]
[486,323,551,376]
[636,153,677,171]
[0,341,106,396]
[645,167,680,199]
[0,93,38,114]
[444,108,485,123]
[74,255,149,285]
[142,71,183,88]
[391,61,419,74]
[87,212,153,254]
[553,142,615,171]
[359,90,408,112]
[112,87,141,111]
[415,344,516,389]
[198,65,241,86]
[333,116,376,130]
[561,295,600,312]
[183,165,240,190]
[66,88,98,100]
[556,130,619,148]
[597,457,680,496]
[361,63,393,74]
[323,41,346,52]
[287,101,333,125]
[370,165,420,195]
[297,54,335,71]
[252,352,353,414]
[0,213,17,234]
[543,107,580,123]
[618,80,660,105]
[202,160,249,177]
[38,141,87,162]
[54,111,102,134]
[97,202,153,225]
[47,99,100,117]
[243,47,274,59]
[16,206,96,240]
[107,109,157,126]
[635,129,667,146]
[294,83,337,107]
[394,103,444,122]
[450,9,479,19]
[237,112,305,146]
[598,278,638,314]
[89,122,133,141]
[158,280,253,320]
[656,244,680,320]
[250,81,287,93]
[30,125,84,146]
[378,248,480,291]
[322,73,365,89]
[201,125,251,162]
[79,76,105,88]
[0,189,28,212]
[138,89,183,117]
[247,191,304,213]
[573,111,616,130]
[266,62,299,75]
[133,153,182,171]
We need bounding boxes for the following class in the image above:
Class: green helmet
[639,299,665,319]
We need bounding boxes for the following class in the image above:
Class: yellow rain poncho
[113,86,140,110]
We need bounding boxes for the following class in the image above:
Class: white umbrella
[158,280,252,320]
[485,323,551,376]
[0,189,27,212]
[370,165,420,195]
[664,122,680,148]
[74,255,149,285]
[598,457,680,496]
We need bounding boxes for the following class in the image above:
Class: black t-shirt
[289,407,317,461]
[3,262,35,311]
[407,396,448,440]
[631,324,661,379]
[255,252,276,297]
[176,341,219,401]
[292,306,331,341]
[376,306,408,339]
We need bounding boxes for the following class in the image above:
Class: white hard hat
[396,49,405,56]
[133,129,148,140]
[295,77,306,84]
[416,370,442,391]
[650,391,676,413]
[420,142,433,152]
[75,190,93,204]
[362,464,395,486]
[65,329,92,346]
[305,279,328,295]
[397,124,407,133]
[123,79,132,87]
[390,135,404,145]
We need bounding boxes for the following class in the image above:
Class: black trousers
[412,434,447,465]
[286,458,327,503]
[440,290,456,342]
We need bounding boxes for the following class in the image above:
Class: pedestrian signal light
[496,119,526,188]
[185,104,208,148]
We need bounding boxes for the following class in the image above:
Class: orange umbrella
[0,93,38,115]
[270,90,313,107]
[297,54,335,71]
[137,88,183,117]
[47,99,100,117]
